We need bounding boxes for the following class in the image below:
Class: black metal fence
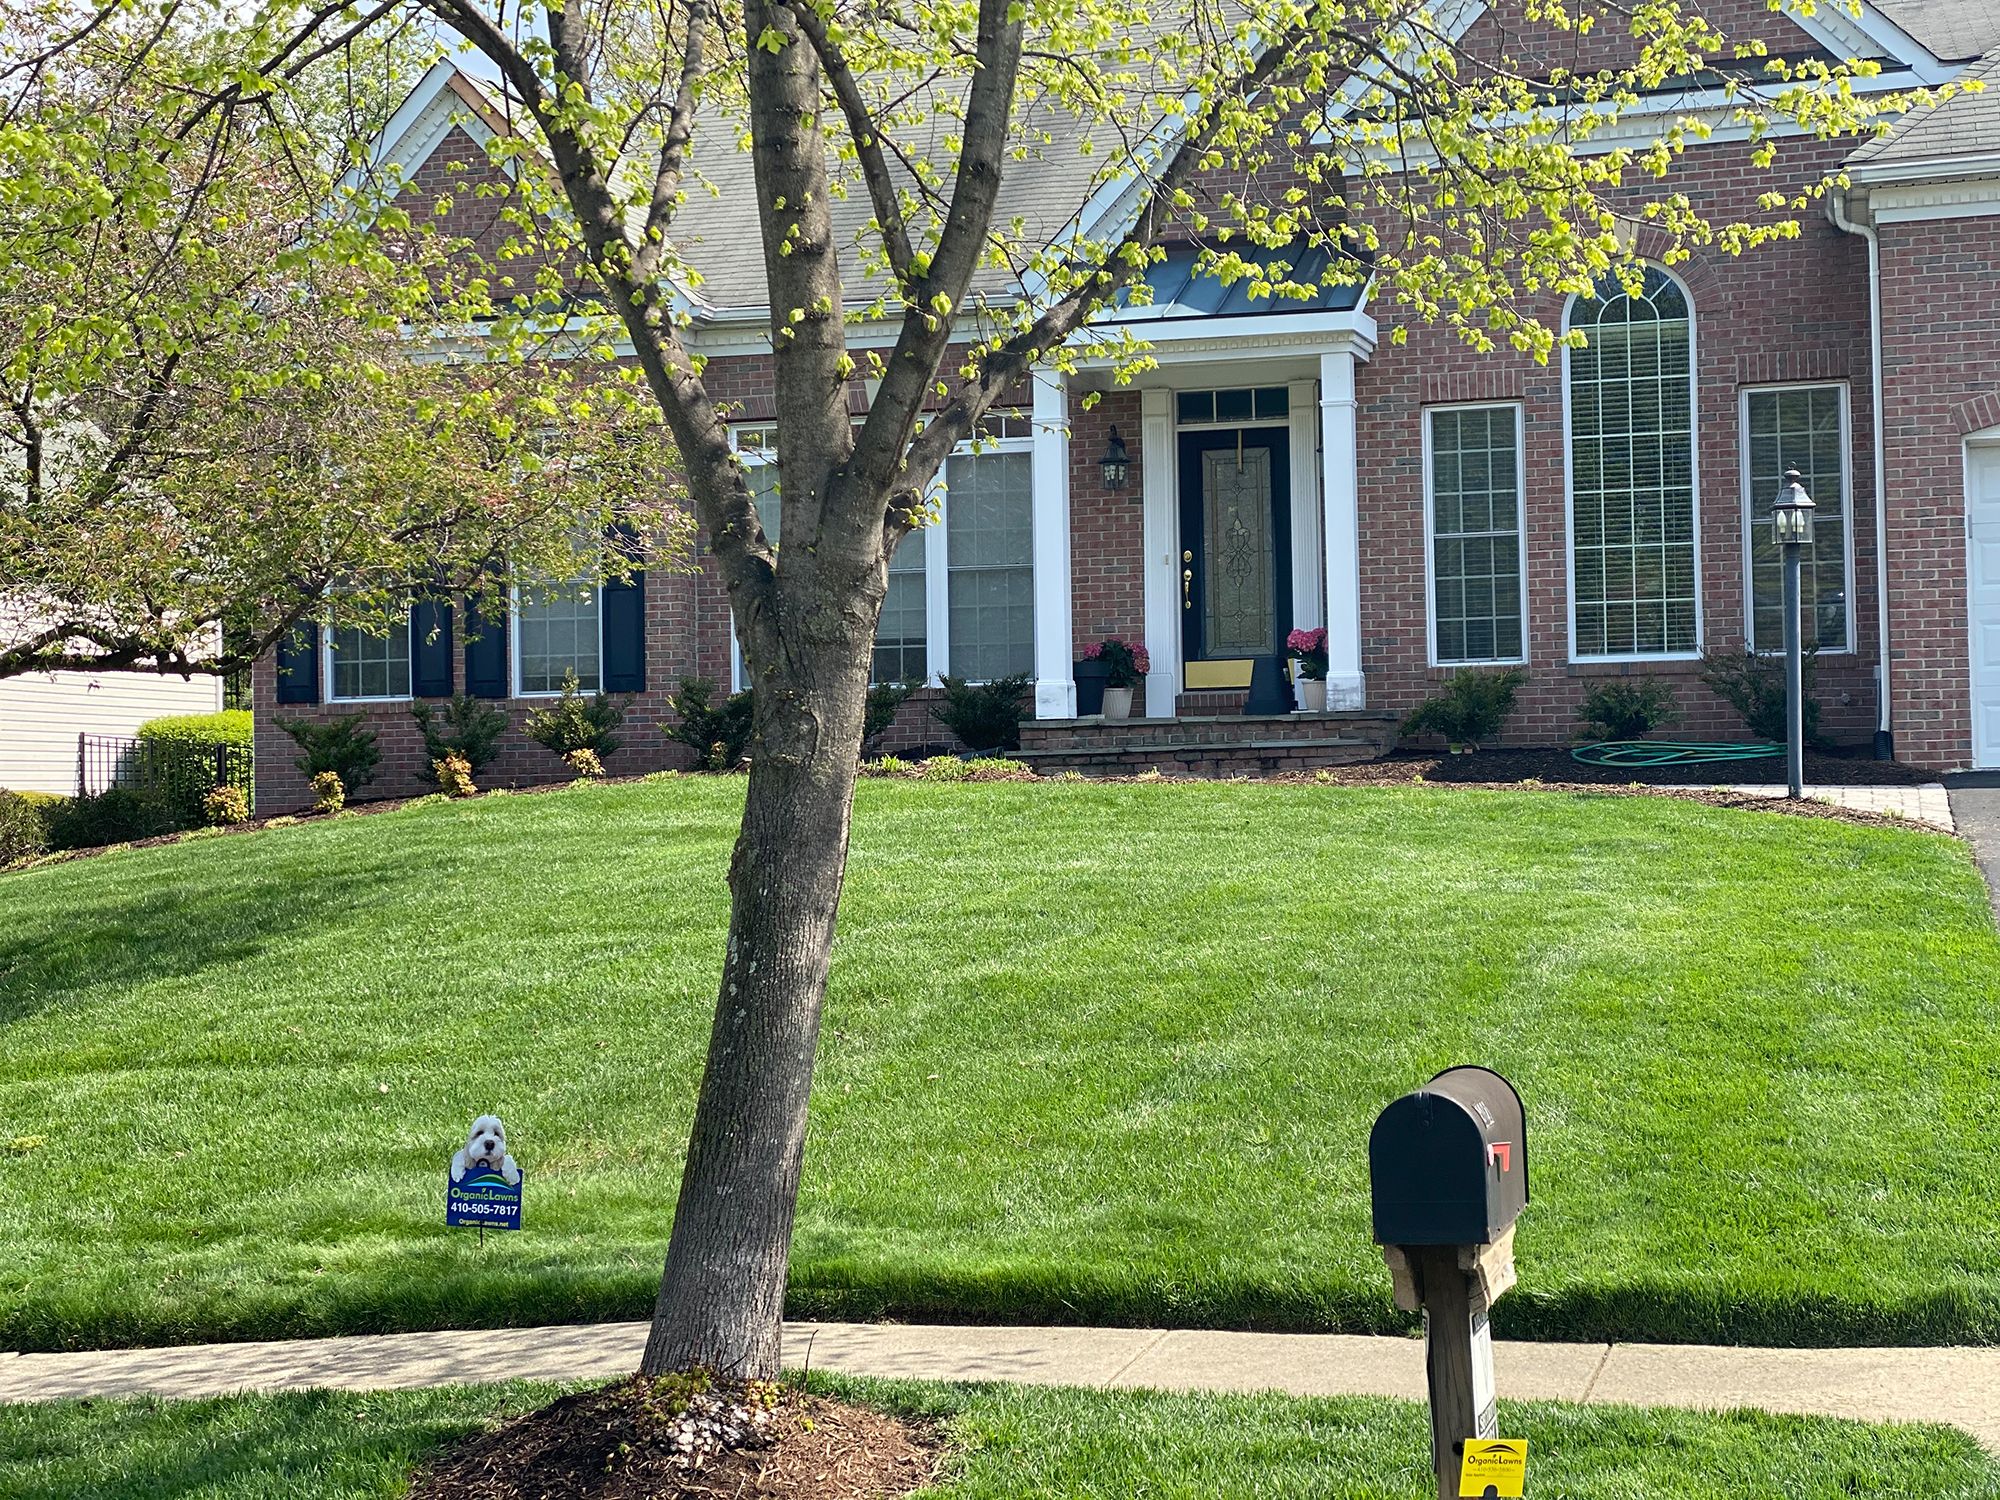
[77,733,255,814]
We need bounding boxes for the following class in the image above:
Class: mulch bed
[1295,745,1927,788]
[409,1377,940,1500]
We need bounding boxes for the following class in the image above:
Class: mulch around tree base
[409,1377,940,1500]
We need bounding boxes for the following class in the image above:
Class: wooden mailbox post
[1370,1066,1529,1499]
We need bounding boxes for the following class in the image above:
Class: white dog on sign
[451,1114,522,1186]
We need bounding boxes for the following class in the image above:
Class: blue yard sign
[447,1167,523,1230]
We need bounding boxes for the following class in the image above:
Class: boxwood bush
[135,710,255,822]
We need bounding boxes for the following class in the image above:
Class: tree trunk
[640,618,875,1379]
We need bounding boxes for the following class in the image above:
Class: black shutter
[463,595,509,699]
[601,527,646,693]
[275,620,320,704]
[410,598,455,698]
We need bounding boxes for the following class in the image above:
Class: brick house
[255,0,2000,804]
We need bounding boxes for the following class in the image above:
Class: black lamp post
[1772,468,1817,800]
[1100,427,1130,490]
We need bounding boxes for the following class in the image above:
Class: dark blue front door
[1178,426,1293,667]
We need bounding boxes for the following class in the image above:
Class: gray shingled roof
[659,97,1117,313]
[1873,0,2000,62]
[1848,44,2000,169]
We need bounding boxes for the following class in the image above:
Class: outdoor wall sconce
[1100,427,1130,490]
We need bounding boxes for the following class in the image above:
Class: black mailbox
[1369,1065,1528,1246]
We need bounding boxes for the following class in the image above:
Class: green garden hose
[1571,740,1784,767]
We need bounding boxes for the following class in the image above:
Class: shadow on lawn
[0,1387,496,1500]
[0,862,390,1026]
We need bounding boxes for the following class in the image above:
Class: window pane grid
[330,622,411,700]
[1569,269,1697,657]
[946,448,1034,681]
[1430,407,1524,663]
[517,588,601,694]
[1745,387,1848,652]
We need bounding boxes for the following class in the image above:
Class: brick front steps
[1016,712,1402,777]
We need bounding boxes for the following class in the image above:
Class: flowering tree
[39,0,1953,1381]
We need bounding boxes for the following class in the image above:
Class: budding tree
[0,0,682,681]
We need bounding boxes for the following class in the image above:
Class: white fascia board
[1312,1,1957,152]
[336,60,507,205]
[1866,176,2000,223]
[1849,152,2000,187]
[1064,308,1379,367]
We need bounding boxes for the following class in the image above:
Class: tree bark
[639,596,878,1379]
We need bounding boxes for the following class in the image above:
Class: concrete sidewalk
[3,1321,1996,1451]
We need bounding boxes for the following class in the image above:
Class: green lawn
[1,778,1997,1351]
[4,1378,1996,1499]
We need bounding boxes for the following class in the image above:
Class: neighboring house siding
[0,669,223,794]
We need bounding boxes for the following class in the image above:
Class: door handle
[1182,568,1193,609]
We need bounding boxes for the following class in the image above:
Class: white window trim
[323,615,414,704]
[1562,263,1705,665]
[727,421,1036,689]
[509,580,606,698]
[1736,381,1856,656]
[1424,401,1530,669]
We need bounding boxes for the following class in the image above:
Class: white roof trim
[337,59,512,206]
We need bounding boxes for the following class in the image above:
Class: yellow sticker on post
[1459,1438,1528,1497]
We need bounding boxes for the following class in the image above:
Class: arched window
[1567,267,1698,658]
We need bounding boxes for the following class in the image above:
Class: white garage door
[1970,441,2000,768]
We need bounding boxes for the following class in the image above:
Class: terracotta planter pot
[1102,686,1135,721]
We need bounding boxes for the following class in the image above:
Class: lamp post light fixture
[1772,468,1817,800]
[1100,426,1130,490]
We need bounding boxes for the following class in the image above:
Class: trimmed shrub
[275,714,381,793]
[863,680,917,756]
[411,695,510,774]
[668,677,754,771]
[202,784,251,826]
[565,748,605,779]
[1700,648,1820,744]
[0,790,59,865]
[434,754,477,798]
[1577,679,1678,741]
[931,673,1032,753]
[1402,667,1527,751]
[310,771,346,814]
[524,672,628,763]
[135,710,254,823]
[44,787,180,850]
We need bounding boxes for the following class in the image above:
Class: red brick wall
[1878,215,2000,769]
[1069,390,1147,651]
[1351,136,1883,750]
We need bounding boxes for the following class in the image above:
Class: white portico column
[1030,370,1075,718]
[1140,387,1180,716]
[1319,349,1365,708]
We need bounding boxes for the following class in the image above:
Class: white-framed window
[945,437,1034,680]
[1425,403,1527,665]
[326,618,412,702]
[728,416,1033,687]
[513,580,602,695]
[1740,383,1853,654]
[1566,265,1700,660]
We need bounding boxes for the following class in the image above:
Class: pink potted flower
[1287,626,1329,712]
[1089,637,1149,720]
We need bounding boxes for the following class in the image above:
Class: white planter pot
[1297,678,1327,713]
[1102,686,1135,721]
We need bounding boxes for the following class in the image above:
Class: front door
[1969,441,2000,766]
[1178,426,1293,681]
